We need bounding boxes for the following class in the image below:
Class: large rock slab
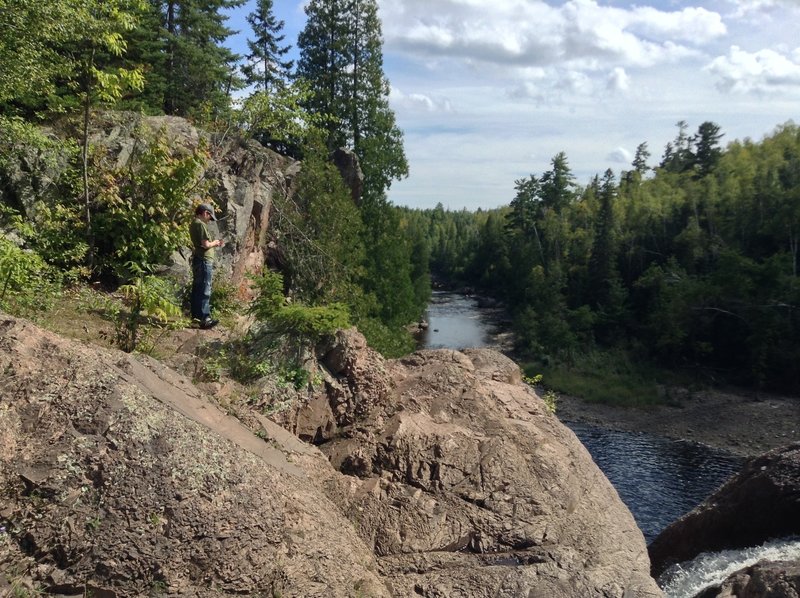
[0,314,391,597]
[0,313,665,597]
[318,346,662,597]
[649,443,800,578]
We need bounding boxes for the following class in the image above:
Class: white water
[659,537,800,597]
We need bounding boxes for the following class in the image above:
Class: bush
[248,270,350,340]
[115,265,184,352]
[0,236,61,316]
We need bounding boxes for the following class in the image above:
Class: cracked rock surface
[0,316,661,597]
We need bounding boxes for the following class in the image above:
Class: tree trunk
[82,47,96,272]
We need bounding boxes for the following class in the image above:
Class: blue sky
[225,0,800,211]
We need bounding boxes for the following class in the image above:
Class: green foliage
[0,116,65,174]
[411,121,800,392]
[270,133,367,305]
[355,316,417,358]
[296,0,408,202]
[523,351,663,407]
[210,280,241,317]
[238,82,327,155]
[0,236,61,317]
[522,374,558,413]
[90,126,209,277]
[249,270,350,339]
[116,264,183,352]
[272,303,350,338]
[241,0,294,91]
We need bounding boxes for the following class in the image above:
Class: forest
[404,120,800,394]
[1,1,798,394]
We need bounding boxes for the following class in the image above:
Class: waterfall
[658,536,800,598]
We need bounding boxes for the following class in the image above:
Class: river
[418,291,800,598]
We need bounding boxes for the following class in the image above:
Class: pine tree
[296,0,349,147]
[296,0,408,202]
[589,169,619,308]
[297,0,413,332]
[691,121,724,178]
[150,0,244,119]
[241,0,293,91]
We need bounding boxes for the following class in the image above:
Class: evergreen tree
[297,0,413,332]
[691,121,724,178]
[241,0,293,91]
[660,120,693,173]
[296,0,408,202]
[152,0,244,119]
[589,169,620,310]
[296,0,349,148]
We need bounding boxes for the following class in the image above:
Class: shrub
[0,236,61,316]
[115,264,184,352]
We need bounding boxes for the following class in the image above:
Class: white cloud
[607,147,632,164]
[607,67,630,92]
[390,87,454,113]
[726,0,792,19]
[506,68,595,103]
[380,0,722,70]
[627,6,726,42]
[707,45,800,93]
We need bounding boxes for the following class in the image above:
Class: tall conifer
[296,0,417,328]
[148,0,244,118]
[241,0,293,91]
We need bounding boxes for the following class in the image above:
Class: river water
[418,292,795,597]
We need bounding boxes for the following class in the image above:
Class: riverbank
[556,387,800,457]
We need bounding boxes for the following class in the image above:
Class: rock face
[0,314,663,597]
[315,346,662,597]
[2,114,370,293]
[649,443,800,578]
[0,314,391,597]
[694,560,800,598]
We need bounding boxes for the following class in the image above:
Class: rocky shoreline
[555,388,800,457]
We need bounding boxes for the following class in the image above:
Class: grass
[520,349,688,407]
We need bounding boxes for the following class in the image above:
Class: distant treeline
[402,121,800,392]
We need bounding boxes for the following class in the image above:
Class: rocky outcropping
[694,560,800,598]
[649,443,800,578]
[0,314,391,597]
[1,114,370,292]
[312,345,662,596]
[0,313,662,596]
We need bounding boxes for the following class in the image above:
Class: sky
[224,0,800,211]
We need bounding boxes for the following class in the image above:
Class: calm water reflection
[418,291,495,350]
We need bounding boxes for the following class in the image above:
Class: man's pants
[191,258,213,321]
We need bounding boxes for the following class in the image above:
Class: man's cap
[196,203,217,221]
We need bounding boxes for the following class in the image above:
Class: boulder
[694,560,800,598]
[649,443,800,578]
[317,344,662,597]
[0,313,665,597]
[332,147,364,204]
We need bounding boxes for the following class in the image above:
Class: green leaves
[249,269,350,340]
[91,126,209,278]
[0,236,60,316]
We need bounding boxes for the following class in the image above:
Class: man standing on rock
[190,203,224,329]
